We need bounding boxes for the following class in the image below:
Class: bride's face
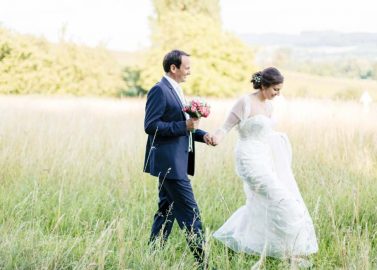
[262,83,283,100]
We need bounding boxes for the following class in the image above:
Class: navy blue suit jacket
[143,77,206,180]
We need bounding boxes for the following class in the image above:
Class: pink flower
[182,98,211,118]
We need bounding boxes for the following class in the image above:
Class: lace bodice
[238,114,273,141]
[215,94,274,142]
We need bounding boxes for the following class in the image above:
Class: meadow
[0,95,376,269]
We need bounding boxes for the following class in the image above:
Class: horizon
[1,0,376,51]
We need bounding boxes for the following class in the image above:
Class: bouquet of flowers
[182,98,211,118]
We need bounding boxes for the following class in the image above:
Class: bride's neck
[256,90,267,102]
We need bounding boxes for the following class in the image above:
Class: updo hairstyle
[251,67,284,89]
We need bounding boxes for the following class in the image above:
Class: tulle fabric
[213,95,318,258]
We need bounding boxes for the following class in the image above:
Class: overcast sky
[1,0,375,51]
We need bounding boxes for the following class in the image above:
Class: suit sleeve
[144,85,187,137]
[193,129,207,143]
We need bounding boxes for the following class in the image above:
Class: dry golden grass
[0,95,376,269]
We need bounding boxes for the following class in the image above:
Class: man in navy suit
[144,49,213,266]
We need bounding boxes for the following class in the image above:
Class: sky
[1,0,376,51]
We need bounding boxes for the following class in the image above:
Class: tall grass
[282,70,377,101]
[0,95,376,269]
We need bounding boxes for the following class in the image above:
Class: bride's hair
[251,67,284,89]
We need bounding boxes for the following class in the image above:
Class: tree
[137,0,256,97]
[152,0,221,24]
[0,27,125,96]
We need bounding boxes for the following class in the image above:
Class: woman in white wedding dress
[212,67,318,266]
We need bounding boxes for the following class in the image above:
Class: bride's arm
[212,97,244,145]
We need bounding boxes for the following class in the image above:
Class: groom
[144,49,213,266]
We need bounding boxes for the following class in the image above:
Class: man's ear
[170,64,177,73]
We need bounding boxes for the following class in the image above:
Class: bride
[211,67,318,267]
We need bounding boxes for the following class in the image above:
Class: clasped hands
[204,133,218,146]
[186,118,218,146]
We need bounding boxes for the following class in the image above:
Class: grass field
[0,95,376,269]
[282,71,377,101]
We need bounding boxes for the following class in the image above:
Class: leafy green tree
[152,0,221,23]
[0,27,125,96]
[138,0,256,97]
[119,67,146,97]
[371,62,377,80]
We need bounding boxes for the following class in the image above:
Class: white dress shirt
[164,75,193,151]
[164,75,188,119]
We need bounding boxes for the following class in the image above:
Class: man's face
[171,55,191,83]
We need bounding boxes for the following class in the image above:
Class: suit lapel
[161,77,186,115]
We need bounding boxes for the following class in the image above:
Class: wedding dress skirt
[213,115,318,258]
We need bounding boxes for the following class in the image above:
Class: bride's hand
[204,133,218,146]
[211,128,226,146]
[204,129,223,146]
[211,134,219,146]
[204,133,215,146]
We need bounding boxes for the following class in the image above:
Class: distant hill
[236,31,377,81]
[240,31,377,47]
[239,31,377,61]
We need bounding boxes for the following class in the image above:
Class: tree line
[0,0,255,98]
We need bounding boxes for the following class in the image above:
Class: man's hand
[204,133,218,146]
[186,118,200,131]
[203,133,212,145]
